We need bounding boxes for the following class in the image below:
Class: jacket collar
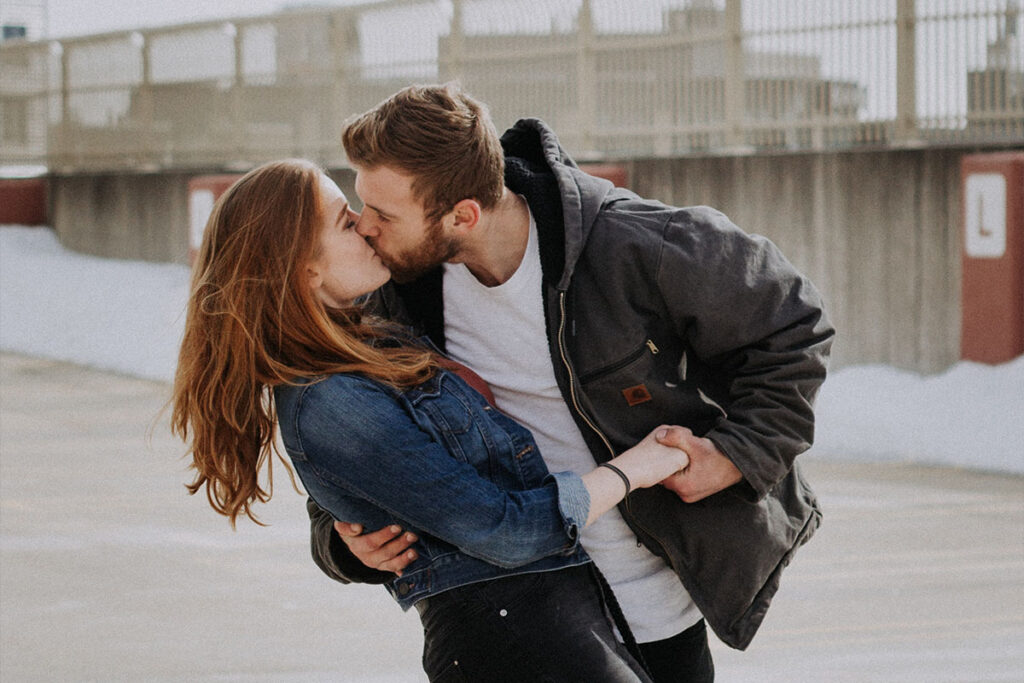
[500,118,613,291]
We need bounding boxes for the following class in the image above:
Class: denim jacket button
[398,581,413,596]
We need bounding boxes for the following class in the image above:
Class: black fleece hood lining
[501,119,614,291]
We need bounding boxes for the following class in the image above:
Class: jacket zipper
[578,337,659,385]
[557,292,668,551]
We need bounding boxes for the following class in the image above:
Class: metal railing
[2,0,1021,171]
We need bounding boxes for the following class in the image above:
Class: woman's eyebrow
[336,202,350,225]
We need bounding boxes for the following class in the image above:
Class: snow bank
[810,359,1023,474]
[2,225,1021,474]
[0,226,189,382]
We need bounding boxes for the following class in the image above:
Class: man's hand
[333,522,418,577]
[656,427,742,503]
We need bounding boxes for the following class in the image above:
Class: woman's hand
[608,425,691,490]
[580,425,691,526]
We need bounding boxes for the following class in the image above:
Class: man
[307,83,834,681]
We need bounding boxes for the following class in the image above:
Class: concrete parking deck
[2,352,1022,682]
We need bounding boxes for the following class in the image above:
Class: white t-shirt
[442,207,702,643]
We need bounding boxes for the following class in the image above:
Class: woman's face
[307,173,391,307]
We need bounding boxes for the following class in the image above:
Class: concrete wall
[49,172,193,265]
[47,149,985,372]
[47,169,358,266]
[629,148,971,373]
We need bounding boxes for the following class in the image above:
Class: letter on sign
[965,173,1006,259]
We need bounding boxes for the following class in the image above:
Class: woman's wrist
[597,462,631,498]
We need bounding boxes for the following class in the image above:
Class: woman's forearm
[579,426,690,527]
[580,466,634,526]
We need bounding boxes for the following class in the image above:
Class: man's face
[354,164,459,283]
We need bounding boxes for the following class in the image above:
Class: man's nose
[355,217,377,237]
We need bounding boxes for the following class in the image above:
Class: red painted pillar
[0,178,48,226]
[579,163,628,188]
[960,152,1024,364]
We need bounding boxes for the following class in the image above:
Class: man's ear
[447,199,481,235]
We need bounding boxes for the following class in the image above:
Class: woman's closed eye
[336,205,358,230]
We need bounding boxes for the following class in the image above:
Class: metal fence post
[895,0,919,145]
[445,0,464,81]
[136,32,154,165]
[724,0,744,150]
[231,23,245,162]
[56,40,70,167]
[328,10,352,164]
[577,0,595,155]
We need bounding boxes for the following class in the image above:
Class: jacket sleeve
[296,376,589,570]
[306,496,395,585]
[657,207,834,499]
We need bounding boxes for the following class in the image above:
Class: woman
[171,159,690,682]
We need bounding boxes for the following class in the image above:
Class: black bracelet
[598,462,631,498]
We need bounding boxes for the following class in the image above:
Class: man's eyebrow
[363,202,393,219]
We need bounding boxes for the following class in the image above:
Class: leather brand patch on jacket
[622,384,652,407]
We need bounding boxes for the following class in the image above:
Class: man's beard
[375,218,459,283]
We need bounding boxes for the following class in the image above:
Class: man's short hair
[342,82,505,222]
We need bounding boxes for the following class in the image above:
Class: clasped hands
[334,426,741,576]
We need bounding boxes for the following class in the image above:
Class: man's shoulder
[599,194,728,226]
[589,192,681,240]
[595,199,748,246]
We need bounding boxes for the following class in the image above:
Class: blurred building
[0,0,47,42]
[0,0,50,171]
[441,2,864,154]
[967,5,1023,141]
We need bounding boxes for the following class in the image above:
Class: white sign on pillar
[965,173,1007,259]
[189,189,216,253]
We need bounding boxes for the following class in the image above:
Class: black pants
[637,620,715,683]
[416,564,652,682]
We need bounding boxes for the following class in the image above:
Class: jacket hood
[501,118,614,291]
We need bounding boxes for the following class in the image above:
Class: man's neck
[455,189,530,287]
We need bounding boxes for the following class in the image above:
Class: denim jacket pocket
[411,372,502,469]
[408,373,474,435]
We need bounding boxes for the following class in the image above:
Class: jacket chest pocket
[579,337,724,451]
[412,375,516,480]
[416,389,474,437]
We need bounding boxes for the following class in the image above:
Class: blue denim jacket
[274,366,592,610]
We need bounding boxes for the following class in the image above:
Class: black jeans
[637,619,715,683]
[415,563,652,682]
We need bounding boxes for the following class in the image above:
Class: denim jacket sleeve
[289,373,589,571]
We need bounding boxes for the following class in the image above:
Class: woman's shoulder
[276,372,407,439]
[290,372,396,401]
[275,373,395,417]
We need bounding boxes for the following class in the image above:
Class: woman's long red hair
[171,159,434,526]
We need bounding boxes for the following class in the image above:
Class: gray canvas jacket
[308,118,835,650]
